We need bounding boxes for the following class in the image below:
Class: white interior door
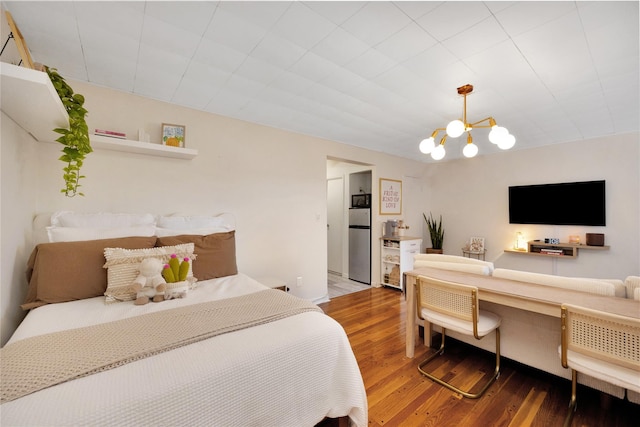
[327,177,343,274]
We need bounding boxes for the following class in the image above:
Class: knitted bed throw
[1,289,322,403]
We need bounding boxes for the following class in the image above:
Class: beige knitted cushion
[103,243,195,302]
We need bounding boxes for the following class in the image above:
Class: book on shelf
[95,129,126,139]
[540,248,564,255]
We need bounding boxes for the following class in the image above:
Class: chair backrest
[417,275,480,338]
[560,303,640,372]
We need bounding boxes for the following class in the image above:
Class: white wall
[425,133,639,279]
[0,80,426,345]
[1,111,39,345]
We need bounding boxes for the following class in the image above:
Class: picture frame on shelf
[162,123,186,147]
[468,236,485,253]
[379,178,402,215]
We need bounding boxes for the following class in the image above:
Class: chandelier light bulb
[431,144,446,160]
[446,119,465,138]
[498,133,516,150]
[463,133,478,158]
[463,143,478,158]
[488,125,508,144]
[419,137,435,154]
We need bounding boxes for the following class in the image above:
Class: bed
[1,212,368,426]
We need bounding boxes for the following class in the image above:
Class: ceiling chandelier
[419,84,515,160]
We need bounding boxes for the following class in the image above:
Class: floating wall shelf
[1,63,197,160]
[90,134,198,160]
[0,62,67,142]
[504,240,609,258]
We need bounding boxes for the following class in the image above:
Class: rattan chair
[416,275,501,398]
[560,304,640,427]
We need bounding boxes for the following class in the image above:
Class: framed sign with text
[379,178,402,215]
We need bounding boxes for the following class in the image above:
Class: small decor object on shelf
[569,235,580,244]
[396,220,409,237]
[540,248,564,256]
[162,123,186,147]
[463,237,486,259]
[468,236,485,253]
[514,232,527,251]
[586,233,605,246]
[138,128,151,143]
[95,129,126,139]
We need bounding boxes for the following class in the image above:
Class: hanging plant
[45,66,92,197]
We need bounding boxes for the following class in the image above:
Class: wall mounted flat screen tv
[509,180,605,226]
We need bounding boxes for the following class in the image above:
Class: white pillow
[50,211,155,228]
[46,225,156,243]
[155,214,235,237]
[155,227,229,237]
[103,243,196,303]
[156,214,233,230]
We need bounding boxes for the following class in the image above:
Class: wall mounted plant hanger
[2,11,34,69]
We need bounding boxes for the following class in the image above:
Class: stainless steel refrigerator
[348,208,371,284]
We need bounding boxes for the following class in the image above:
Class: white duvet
[1,273,368,427]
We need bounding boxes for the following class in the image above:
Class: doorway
[326,159,373,283]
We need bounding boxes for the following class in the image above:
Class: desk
[404,267,640,358]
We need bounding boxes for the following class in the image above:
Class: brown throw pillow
[156,231,237,280]
[23,236,157,310]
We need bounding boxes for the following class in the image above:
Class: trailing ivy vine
[45,66,92,197]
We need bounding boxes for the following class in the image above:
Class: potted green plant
[423,212,444,254]
[45,66,92,197]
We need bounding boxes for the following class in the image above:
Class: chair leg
[563,369,578,427]
[417,327,500,399]
[418,328,447,373]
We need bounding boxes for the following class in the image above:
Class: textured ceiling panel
[3,1,638,163]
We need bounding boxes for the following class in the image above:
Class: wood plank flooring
[319,287,640,427]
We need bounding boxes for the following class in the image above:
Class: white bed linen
[2,274,368,427]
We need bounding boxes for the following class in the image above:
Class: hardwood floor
[319,287,640,427]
